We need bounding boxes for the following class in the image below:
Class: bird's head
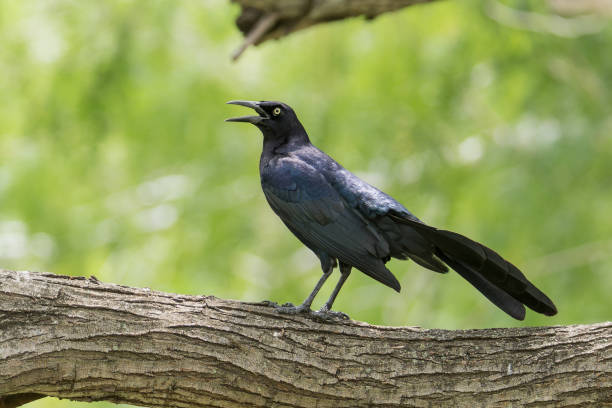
[225,100,306,140]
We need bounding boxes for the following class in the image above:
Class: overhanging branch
[0,269,610,407]
[230,0,442,60]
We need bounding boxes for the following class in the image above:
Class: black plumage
[226,100,557,320]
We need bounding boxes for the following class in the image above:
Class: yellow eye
[273,107,281,116]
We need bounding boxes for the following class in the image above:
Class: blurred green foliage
[1,1,611,404]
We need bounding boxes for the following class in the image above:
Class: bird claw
[256,300,279,308]
[311,309,350,322]
[260,300,349,322]
[273,303,311,315]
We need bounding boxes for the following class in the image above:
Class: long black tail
[391,216,557,320]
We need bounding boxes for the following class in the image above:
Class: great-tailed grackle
[226,100,557,320]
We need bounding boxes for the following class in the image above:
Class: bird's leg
[314,263,352,320]
[274,266,333,315]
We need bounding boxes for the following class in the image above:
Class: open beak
[225,100,269,124]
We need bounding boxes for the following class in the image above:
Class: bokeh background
[1,0,611,406]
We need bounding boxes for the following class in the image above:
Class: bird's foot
[258,300,349,321]
[272,302,312,315]
[311,306,350,322]
[257,300,280,308]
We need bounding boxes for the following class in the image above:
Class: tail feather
[513,285,557,316]
[390,215,558,318]
[436,250,526,320]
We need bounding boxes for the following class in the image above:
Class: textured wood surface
[229,0,441,59]
[0,269,610,407]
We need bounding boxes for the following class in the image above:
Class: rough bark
[229,0,442,59]
[0,269,611,408]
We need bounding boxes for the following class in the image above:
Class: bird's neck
[262,129,310,157]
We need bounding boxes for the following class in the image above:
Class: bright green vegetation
[3,1,611,406]
[1,3,610,398]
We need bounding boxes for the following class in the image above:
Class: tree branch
[0,269,610,407]
[230,0,442,60]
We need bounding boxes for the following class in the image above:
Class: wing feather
[262,158,400,291]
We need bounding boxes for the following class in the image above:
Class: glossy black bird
[226,100,557,320]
